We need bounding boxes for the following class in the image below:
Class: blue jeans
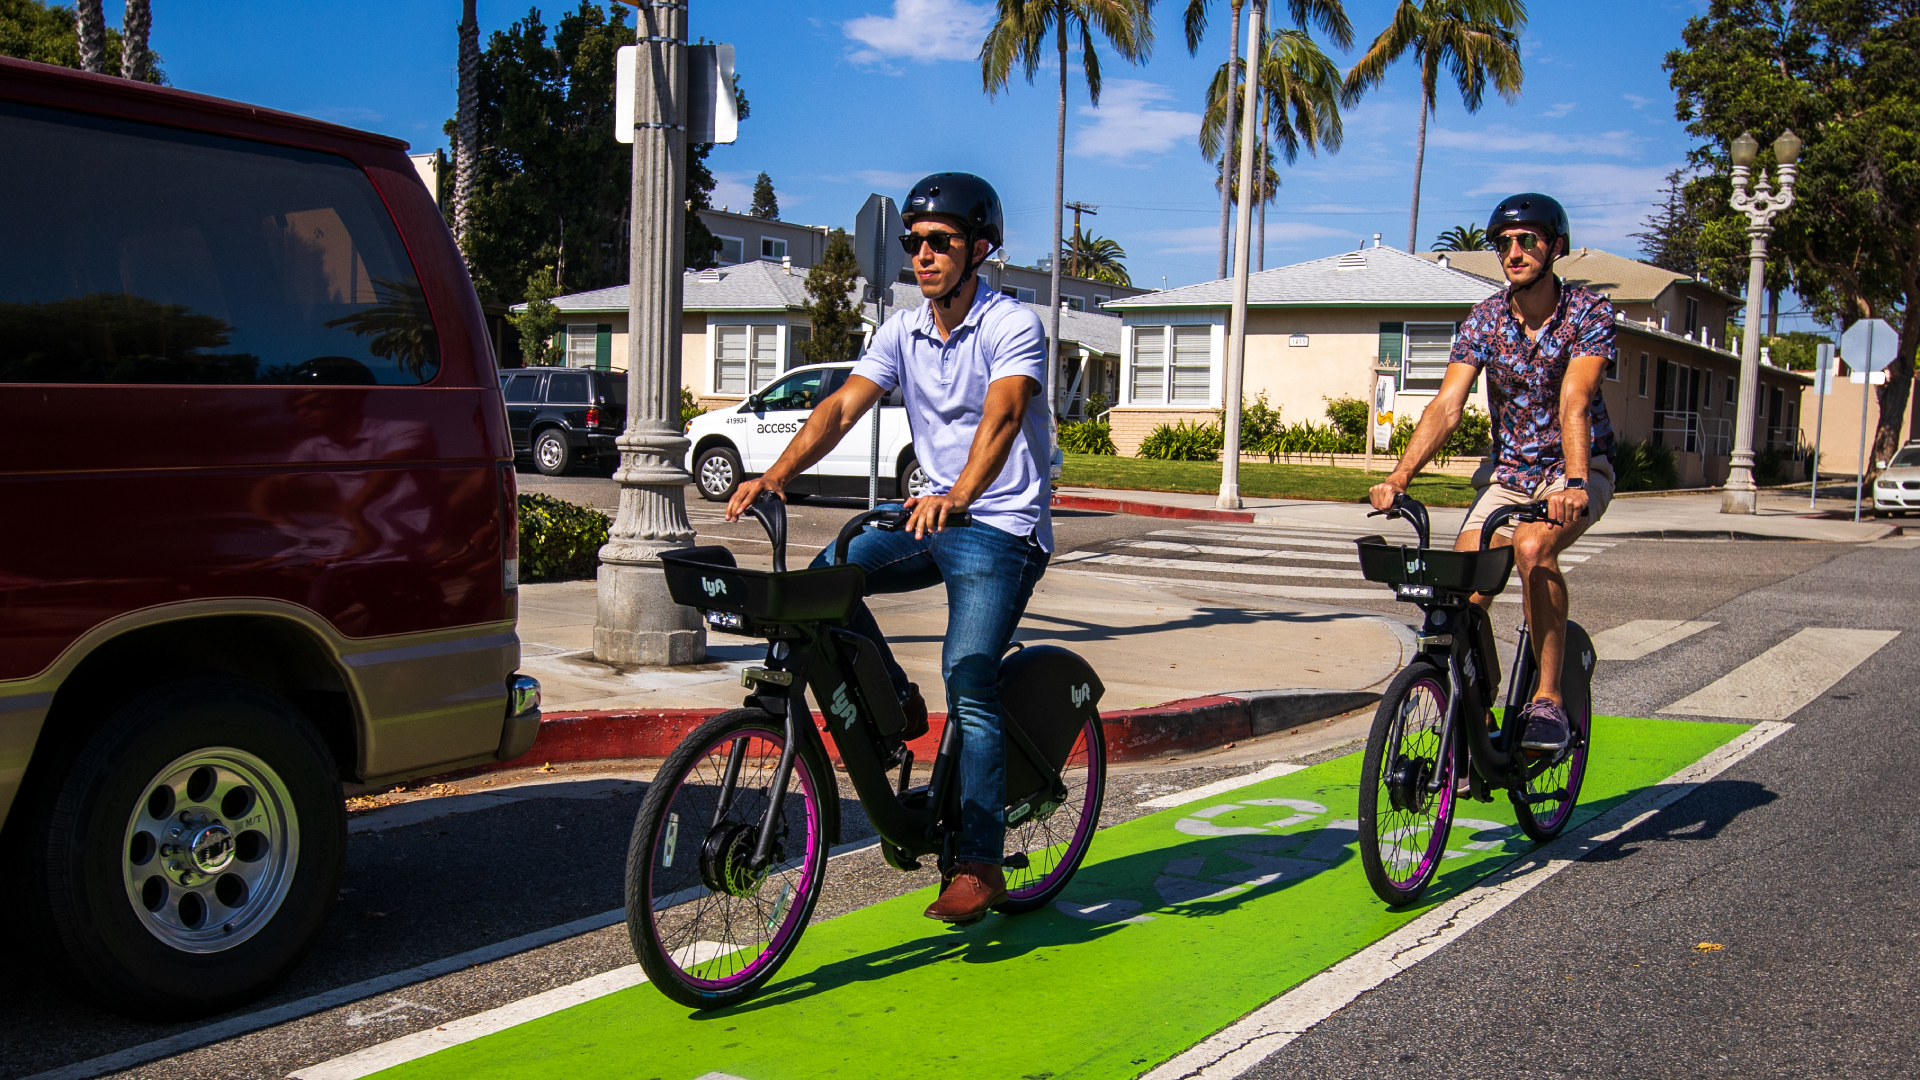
[808,507,1049,864]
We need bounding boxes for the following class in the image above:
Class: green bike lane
[340,717,1745,1080]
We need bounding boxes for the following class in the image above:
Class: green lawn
[1060,453,1479,507]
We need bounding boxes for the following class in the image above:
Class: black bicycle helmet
[902,172,1004,307]
[1486,192,1570,250]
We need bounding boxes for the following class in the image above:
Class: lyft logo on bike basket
[701,576,730,598]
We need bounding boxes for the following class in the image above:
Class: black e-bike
[625,495,1108,1007]
[1352,493,1596,906]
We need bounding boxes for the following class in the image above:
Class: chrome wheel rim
[699,454,734,495]
[121,748,300,953]
[905,464,932,498]
[536,435,565,470]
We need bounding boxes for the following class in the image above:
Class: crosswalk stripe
[1118,540,1361,564]
[1150,529,1359,552]
[1050,567,1393,602]
[1590,620,1718,661]
[1167,522,1607,555]
[1662,627,1901,720]
[1055,552,1367,580]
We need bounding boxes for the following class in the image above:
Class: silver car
[1872,441,1920,516]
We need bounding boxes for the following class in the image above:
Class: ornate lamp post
[1721,128,1800,515]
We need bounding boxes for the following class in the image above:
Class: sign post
[1810,342,1832,509]
[854,194,903,508]
[1841,318,1898,522]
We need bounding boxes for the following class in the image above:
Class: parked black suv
[498,366,628,475]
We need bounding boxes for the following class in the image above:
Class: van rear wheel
[19,676,345,1019]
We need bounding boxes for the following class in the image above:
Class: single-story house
[517,259,1123,417]
[1103,240,1810,487]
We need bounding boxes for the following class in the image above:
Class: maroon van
[0,58,540,1018]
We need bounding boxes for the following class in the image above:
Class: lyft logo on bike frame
[829,683,859,729]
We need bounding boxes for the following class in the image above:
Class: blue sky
[141,0,1792,317]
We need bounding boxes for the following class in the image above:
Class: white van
[685,362,925,501]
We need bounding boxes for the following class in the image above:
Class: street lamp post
[1721,128,1800,516]
[594,0,706,665]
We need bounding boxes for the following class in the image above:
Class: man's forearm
[764,399,862,484]
[949,411,1020,504]
[1560,399,1590,479]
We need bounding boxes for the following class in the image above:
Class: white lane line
[289,966,650,1080]
[1052,565,1525,604]
[1142,720,1796,1080]
[1060,553,1367,580]
[1151,530,1361,552]
[1662,628,1901,721]
[1590,619,1719,662]
[1119,540,1363,564]
[1139,762,1309,809]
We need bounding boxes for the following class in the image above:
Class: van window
[547,371,590,403]
[504,374,541,402]
[0,101,439,385]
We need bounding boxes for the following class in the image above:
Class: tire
[626,709,828,1009]
[19,675,346,1019]
[896,455,932,500]
[1512,637,1593,843]
[533,428,573,476]
[995,716,1106,914]
[694,445,742,502]
[1358,661,1457,907]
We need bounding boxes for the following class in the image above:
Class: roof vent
[1437,254,1450,269]
[698,267,723,283]
[1371,232,1383,248]
[1337,252,1368,270]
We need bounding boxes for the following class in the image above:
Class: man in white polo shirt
[726,173,1052,923]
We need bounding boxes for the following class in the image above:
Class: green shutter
[1377,322,1404,390]
[595,324,612,370]
[554,328,566,360]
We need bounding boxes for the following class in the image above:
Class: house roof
[1103,244,1500,311]
[861,286,1122,357]
[1419,248,1747,308]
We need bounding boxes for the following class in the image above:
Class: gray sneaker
[1519,699,1570,752]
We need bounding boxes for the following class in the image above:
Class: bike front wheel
[1358,661,1457,906]
[625,709,828,1009]
[994,716,1106,914]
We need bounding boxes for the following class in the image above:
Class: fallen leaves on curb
[1694,942,1724,952]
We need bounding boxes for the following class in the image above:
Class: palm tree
[1202,26,1348,270]
[452,0,480,256]
[121,0,151,82]
[1344,0,1525,253]
[1431,223,1488,251]
[75,0,106,74]
[982,0,1154,421]
[1061,232,1132,286]
[1187,1,1352,279]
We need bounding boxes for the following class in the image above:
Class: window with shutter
[1170,325,1211,402]
[1131,326,1165,403]
[714,325,747,393]
[595,324,611,370]
[566,323,598,369]
[1377,322,1404,389]
[1402,323,1455,392]
[750,325,779,391]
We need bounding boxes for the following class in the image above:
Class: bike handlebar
[1368,492,1431,549]
[1369,492,1589,552]
[742,492,790,572]
[831,503,972,567]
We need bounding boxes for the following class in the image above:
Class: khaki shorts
[1459,457,1614,546]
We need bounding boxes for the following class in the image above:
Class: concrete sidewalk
[1053,485,1895,542]
[516,563,1416,715]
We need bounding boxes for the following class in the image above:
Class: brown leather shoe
[924,861,1006,923]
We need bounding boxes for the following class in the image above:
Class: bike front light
[705,610,747,631]
[1396,584,1435,600]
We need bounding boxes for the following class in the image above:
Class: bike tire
[1512,652,1593,842]
[1358,661,1457,907]
[625,709,828,1010]
[994,716,1106,915]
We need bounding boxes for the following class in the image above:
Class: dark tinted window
[547,372,590,403]
[597,373,627,406]
[504,374,540,402]
[0,101,439,385]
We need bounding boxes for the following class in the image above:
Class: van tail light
[585,407,600,427]
[499,464,519,592]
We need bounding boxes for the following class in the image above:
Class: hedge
[518,493,611,582]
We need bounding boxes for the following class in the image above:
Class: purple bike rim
[1005,718,1101,900]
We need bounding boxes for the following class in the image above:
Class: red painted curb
[1050,492,1255,523]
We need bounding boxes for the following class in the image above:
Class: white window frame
[715,234,745,265]
[1062,293,1086,312]
[1121,314,1224,407]
[1401,322,1458,393]
[1001,285,1037,303]
[1638,352,1650,397]
[708,317,786,395]
[565,323,598,370]
[760,236,788,261]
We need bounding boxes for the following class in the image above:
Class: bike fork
[750,688,803,870]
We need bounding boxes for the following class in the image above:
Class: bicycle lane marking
[314,717,1748,1080]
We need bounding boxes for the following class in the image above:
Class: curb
[1051,492,1256,523]
[1592,526,1892,542]
[424,687,1382,784]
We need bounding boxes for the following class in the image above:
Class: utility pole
[1064,201,1098,245]
[1218,0,1264,511]
[595,0,705,665]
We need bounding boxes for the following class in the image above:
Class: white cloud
[845,169,926,191]
[1145,220,1350,255]
[1428,124,1641,158]
[1071,80,1202,160]
[1623,93,1653,110]
[1464,162,1682,252]
[842,0,994,67]
[1542,102,1577,118]
[710,172,755,214]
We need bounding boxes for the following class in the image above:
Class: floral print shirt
[1449,279,1617,492]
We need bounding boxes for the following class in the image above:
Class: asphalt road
[4,470,1907,1079]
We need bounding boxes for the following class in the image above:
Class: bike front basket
[1354,536,1514,598]
[660,546,866,623]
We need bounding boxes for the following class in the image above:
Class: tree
[511,263,562,366]
[1061,232,1132,285]
[2,0,160,79]
[983,0,1155,422]
[800,229,864,362]
[749,171,778,220]
[75,0,102,72]
[1344,0,1527,253]
[1431,223,1488,251]
[120,0,148,82]
[451,0,479,254]
[1186,0,1352,279]
[1666,1,1920,466]
[1632,168,1701,277]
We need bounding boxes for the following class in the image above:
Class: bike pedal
[1003,852,1030,870]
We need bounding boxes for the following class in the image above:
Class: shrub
[1754,447,1793,485]
[679,385,706,430]
[518,493,611,582]
[1324,396,1368,441]
[1137,419,1223,461]
[1613,438,1678,492]
[1444,405,1492,463]
[1059,416,1117,455]
[1239,392,1284,448]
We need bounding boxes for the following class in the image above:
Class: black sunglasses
[899,230,969,256]
[1493,232,1546,255]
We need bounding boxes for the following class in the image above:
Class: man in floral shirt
[1371,193,1614,754]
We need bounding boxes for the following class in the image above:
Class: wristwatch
[1564,477,1587,490]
